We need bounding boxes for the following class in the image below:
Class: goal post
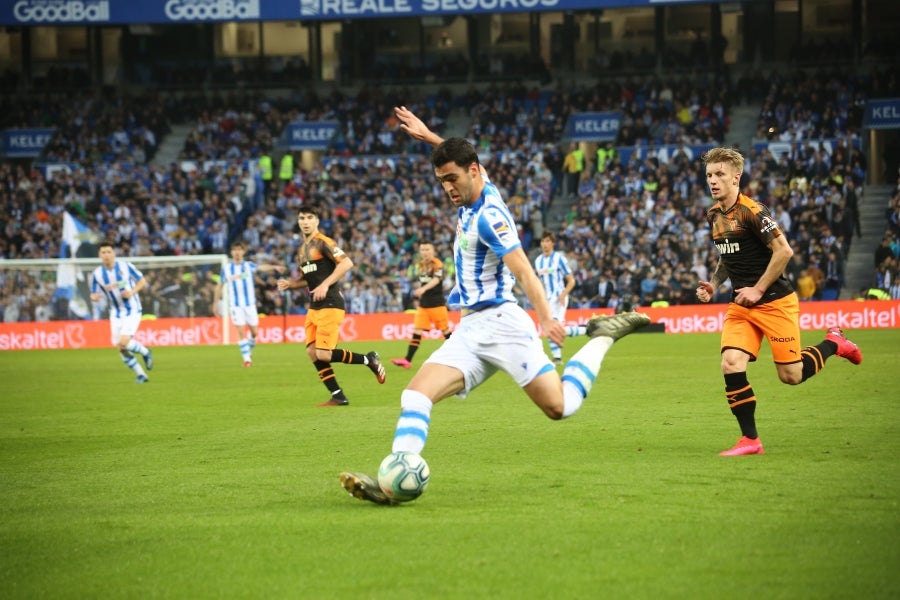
[0,254,234,339]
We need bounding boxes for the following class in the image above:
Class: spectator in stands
[562,143,584,200]
[874,236,894,270]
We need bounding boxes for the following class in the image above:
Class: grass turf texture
[1,329,898,599]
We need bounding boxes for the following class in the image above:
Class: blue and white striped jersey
[454,180,521,310]
[221,261,259,308]
[91,260,144,318]
[534,251,572,300]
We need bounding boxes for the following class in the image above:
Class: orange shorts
[721,293,802,364]
[305,308,345,350]
[414,305,450,331]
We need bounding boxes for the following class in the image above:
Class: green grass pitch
[1,329,898,599]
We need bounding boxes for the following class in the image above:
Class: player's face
[297,213,318,236]
[705,161,741,204]
[99,246,115,267]
[230,246,245,262]
[540,237,554,255]
[419,244,434,260]
[434,161,479,208]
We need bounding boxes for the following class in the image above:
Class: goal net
[0,254,228,323]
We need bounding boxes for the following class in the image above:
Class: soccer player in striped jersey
[89,242,154,383]
[214,241,285,367]
[276,204,386,406]
[696,147,862,456]
[340,106,650,504]
[391,241,452,369]
[533,231,586,365]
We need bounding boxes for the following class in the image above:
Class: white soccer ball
[377,451,430,502]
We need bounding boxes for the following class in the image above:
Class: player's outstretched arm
[258,264,286,275]
[277,276,308,290]
[395,106,444,148]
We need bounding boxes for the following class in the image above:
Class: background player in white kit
[214,240,285,367]
[533,231,585,365]
[89,242,154,383]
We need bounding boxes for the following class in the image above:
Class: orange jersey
[705,193,793,304]
[298,232,347,310]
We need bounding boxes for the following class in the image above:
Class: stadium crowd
[2,64,900,323]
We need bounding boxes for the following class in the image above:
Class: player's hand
[734,286,762,307]
[276,279,290,291]
[696,281,714,303]
[395,106,430,141]
[312,284,327,302]
[540,317,565,347]
[121,290,132,299]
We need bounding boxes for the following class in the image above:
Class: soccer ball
[377,451,430,502]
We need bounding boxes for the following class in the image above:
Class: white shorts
[549,296,568,323]
[110,313,142,344]
[424,302,553,398]
[229,305,259,327]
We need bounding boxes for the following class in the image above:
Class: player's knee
[720,355,745,373]
[777,368,803,385]
[541,404,565,420]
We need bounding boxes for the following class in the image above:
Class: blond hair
[702,147,744,173]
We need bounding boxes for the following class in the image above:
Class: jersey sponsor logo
[100,281,127,292]
[301,263,318,274]
[228,272,251,281]
[715,240,741,254]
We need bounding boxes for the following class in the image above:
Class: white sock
[126,339,148,356]
[561,336,613,417]
[239,338,253,361]
[565,325,586,337]
[392,390,433,454]
[549,341,562,361]
[120,350,146,377]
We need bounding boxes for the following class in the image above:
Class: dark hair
[298,203,320,219]
[432,137,479,170]
[98,241,115,251]
[230,240,247,250]
[541,232,555,242]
